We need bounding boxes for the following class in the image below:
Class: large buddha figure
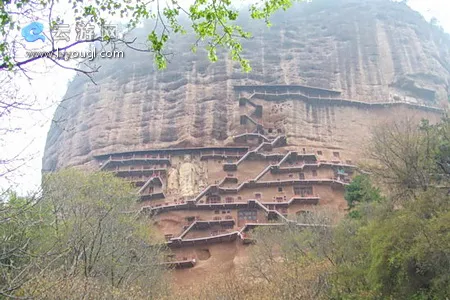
[179,154,198,197]
[166,167,179,195]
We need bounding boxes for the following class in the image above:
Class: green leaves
[186,0,257,72]
[206,45,217,62]
[250,0,294,26]
[331,118,450,299]
[344,174,383,210]
[147,31,169,69]
[1,0,299,72]
[324,188,450,299]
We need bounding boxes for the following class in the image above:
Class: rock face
[42,0,449,285]
[43,0,449,171]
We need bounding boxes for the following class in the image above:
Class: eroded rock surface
[43,0,450,171]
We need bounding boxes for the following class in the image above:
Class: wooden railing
[247,91,443,112]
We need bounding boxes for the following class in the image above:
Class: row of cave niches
[95,150,353,218]
[97,146,350,182]
[94,151,352,267]
[236,84,343,140]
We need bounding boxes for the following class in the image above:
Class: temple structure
[91,84,443,283]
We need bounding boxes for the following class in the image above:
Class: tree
[0,191,45,298]
[236,208,337,300]
[365,190,450,299]
[428,117,450,184]
[328,188,450,300]
[328,117,450,299]
[1,0,301,74]
[1,169,170,299]
[345,174,383,209]
[366,118,444,201]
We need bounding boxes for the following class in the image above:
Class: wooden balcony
[100,157,171,170]
[168,232,239,248]
[115,167,167,177]
[162,259,196,269]
[140,192,165,201]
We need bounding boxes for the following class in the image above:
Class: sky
[408,0,450,30]
[1,0,449,195]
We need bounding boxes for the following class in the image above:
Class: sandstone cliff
[43,0,450,171]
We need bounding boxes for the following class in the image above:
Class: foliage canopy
[1,169,169,299]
